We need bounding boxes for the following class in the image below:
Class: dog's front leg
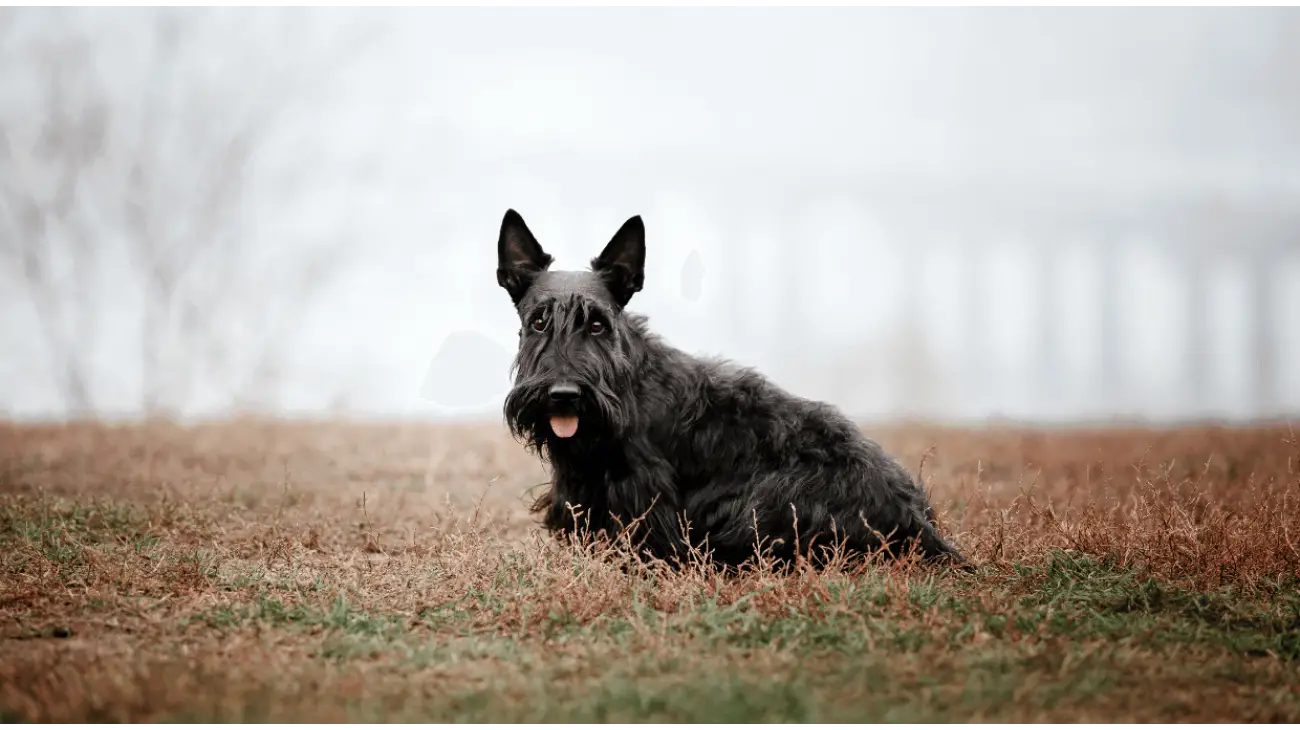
[604,454,688,564]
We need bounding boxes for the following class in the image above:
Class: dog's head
[496,209,645,456]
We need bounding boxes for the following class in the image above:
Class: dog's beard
[503,375,629,459]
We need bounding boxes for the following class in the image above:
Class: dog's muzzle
[548,382,581,438]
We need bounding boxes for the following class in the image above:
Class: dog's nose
[548,383,581,403]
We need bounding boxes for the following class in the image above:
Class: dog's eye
[588,320,605,335]
[530,317,547,332]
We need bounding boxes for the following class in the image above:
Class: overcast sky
[2,8,1298,423]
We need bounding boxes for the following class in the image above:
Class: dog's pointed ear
[591,215,645,307]
[497,209,553,304]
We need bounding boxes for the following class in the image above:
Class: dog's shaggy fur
[497,209,965,568]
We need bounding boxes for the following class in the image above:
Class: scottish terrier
[497,209,966,569]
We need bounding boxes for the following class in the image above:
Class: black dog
[498,209,965,568]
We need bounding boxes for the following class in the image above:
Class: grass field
[2,419,1298,722]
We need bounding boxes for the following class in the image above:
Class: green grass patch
[1000,551,1300,659]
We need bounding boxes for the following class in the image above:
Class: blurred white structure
[2,8,1298,423]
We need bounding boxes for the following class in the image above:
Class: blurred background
[2,7,1298,426]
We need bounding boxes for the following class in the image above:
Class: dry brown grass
[2,419,1298,721]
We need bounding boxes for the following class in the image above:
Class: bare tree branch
[0,9,369,419]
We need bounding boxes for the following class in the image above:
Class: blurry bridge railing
[669,175,1300,423]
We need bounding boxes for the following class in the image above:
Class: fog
[2,8,1298,424]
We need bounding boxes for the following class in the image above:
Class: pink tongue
[550,415,579,439]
